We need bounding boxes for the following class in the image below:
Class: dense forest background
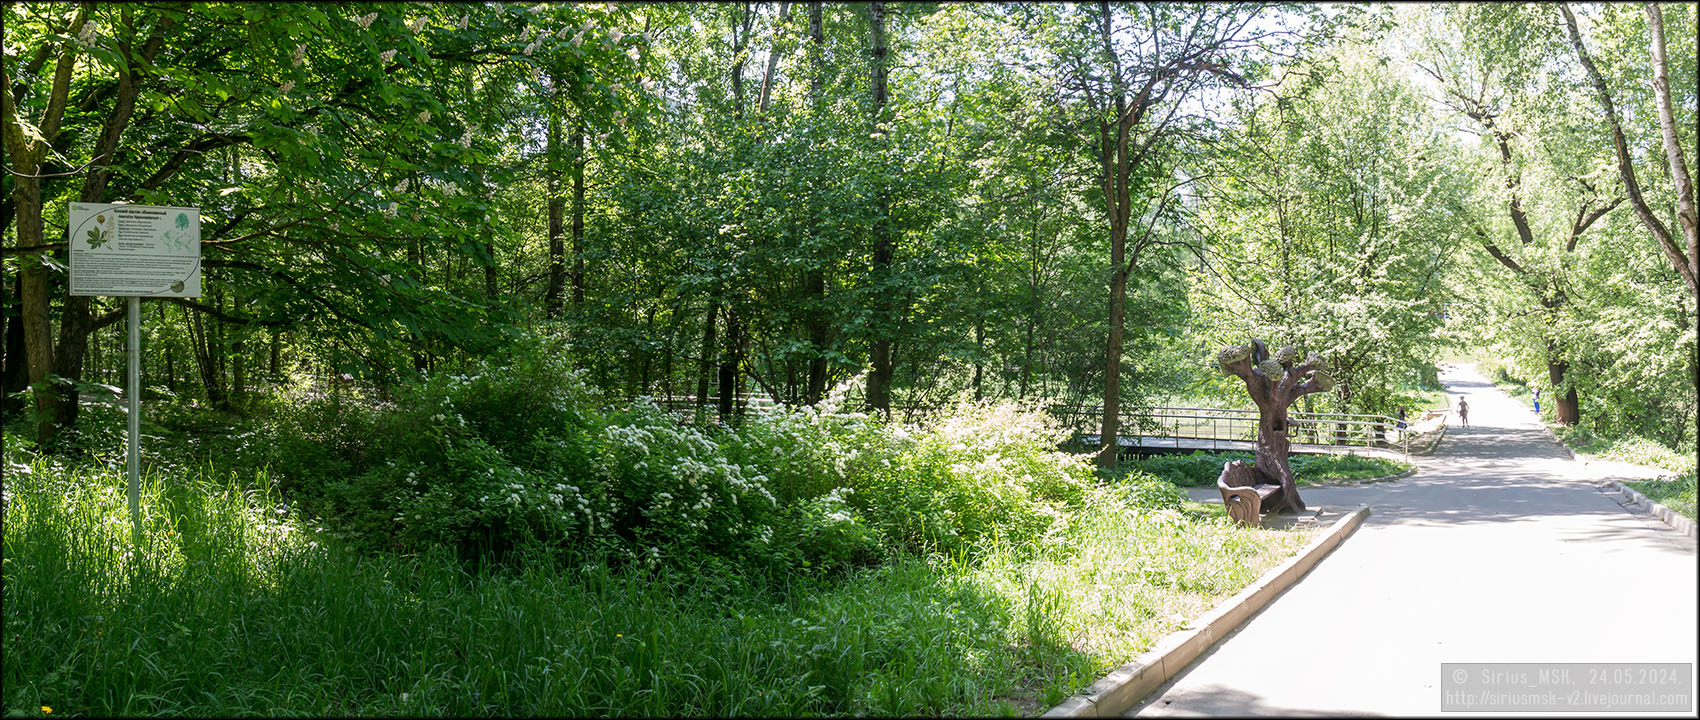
[5,2,1696,459]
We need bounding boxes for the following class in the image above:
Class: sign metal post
[67,202,200,545]
[128,295,141,543]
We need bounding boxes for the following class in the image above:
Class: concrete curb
[1410,423,1447,456]
[1607,480,1697,538]
[1540,421,1577,460]
[1040,504,1372,718]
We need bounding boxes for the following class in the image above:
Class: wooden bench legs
[1217,460,1285,527]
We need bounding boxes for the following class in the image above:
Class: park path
[1128,362,1697,716]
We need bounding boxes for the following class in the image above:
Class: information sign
[68,202,201,297]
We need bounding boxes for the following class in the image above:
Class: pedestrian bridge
[1047,404,1444,459]
[646,395,1446,460]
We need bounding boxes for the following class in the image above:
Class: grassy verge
[1624,475,1698,522]
[1126,451,1412,488]
[3,454,1314,717]
[1478,367,1696,477]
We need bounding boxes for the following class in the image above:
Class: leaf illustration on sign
[87,227,106,249]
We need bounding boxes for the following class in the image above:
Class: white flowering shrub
[262,338,607,559]
[593,401,780,564]
[728,375,896,506]
[793,487,881,568]
[262,347,1108,572]
[863,401,1094,558]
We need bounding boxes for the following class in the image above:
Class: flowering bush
[593,400,780,566]
[862,401,1094,558]
[727,376,895,507]
[264,349,1111,573]
[263,338,606,559]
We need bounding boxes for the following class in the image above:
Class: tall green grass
[3,457,1313,716]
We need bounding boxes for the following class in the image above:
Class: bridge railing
[634,395,1413,454]
[1043,404,1414,454]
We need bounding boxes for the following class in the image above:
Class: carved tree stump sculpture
[1215,339,1335,516]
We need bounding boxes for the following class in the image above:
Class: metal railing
[637,394,1416,454]
[1042,404,1416,455]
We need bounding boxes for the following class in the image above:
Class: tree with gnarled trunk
[1215,339,1336,515]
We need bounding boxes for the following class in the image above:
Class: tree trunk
[269,330,282,381]
[473,164,498,300]
[571,116,587,305]
[808,2,824,96]
[89,322,103,387]
[865,0,894,415]
[802,1,829,405]
[757,2,792,114]
[544,103,566,317]
[1547,357,1580,426]
[6,7,91,445]
[1644,2,1698,297]
[697,303,718,408]
[805,268,829,404]
[164,308,176,394]
[1093,2,1137,470]
[16,175,59,444]
[188,304,226,410]
[972,321,985,401]
[1095,102,1134,469]
[1098,263,1126,468]
[232,336,247,411]
[3,279,28,417]
[49,299,96,429]
[407,236,428,372]
[1560,3,1697,296]
[1252,405,1299,511]
[718,306,742,421]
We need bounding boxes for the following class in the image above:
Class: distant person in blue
[1396,408,1407,430]
[1457,397,1469,427]
[1534,387,1541,414]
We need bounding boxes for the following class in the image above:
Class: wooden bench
[1217,460,1284,526]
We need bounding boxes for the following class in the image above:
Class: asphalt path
[1128,362,1697,717]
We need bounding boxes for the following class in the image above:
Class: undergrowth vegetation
[255,337,1103,575]
[1127,450,1412,487]
[3,333,1316,716]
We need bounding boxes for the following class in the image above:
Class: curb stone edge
[1607,480,1696,539]
[1040,504,1372,718]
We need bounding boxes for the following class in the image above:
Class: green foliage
[1190,33,1458,418]
[1290,453,1412,484]
[1131,451,1254,488]
[260,337,606,560]
[865,402,1093,559]
[1112,468,1189,511]
[254,338,1105,574]
[3,427,1313,717]
[1125,450,1410,488]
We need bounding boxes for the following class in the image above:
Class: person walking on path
[1457,397,1469,427]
